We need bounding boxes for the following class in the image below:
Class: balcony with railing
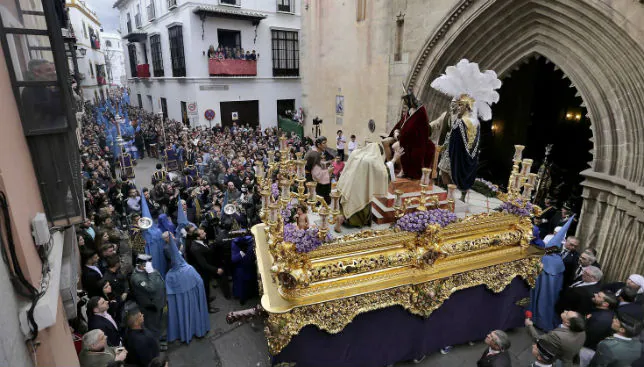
[167,0,177,8]
[208,58,256,76]
[135,13,142,28]
[136,64,151,78]
[147,3,156,21]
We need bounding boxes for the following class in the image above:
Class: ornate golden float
[252,139,542,355]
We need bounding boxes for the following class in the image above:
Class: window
[150,34,164,77]
[89,61,94,77]
[135,5,142,28]
[83,21,87,38]
[168,25,185,77]
[127,13,132,33]
[106,40,112,48]
[147,0,156,21]
[167,0,177,9]
[0,0,83,224]
[128,43,138,77]
[161,97,168,119]
[137,93,143,108]
[217,29,241,50]
[357,0,367,21]
[277,0,293,12]
[271,30,299,76]
[147,95,153,112]
[220,0,240,5]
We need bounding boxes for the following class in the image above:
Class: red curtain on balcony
[208,59,257,76]
[136,64,150,77]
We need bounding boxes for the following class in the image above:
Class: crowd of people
[75,88,316,367]
[207,45,258,61]
[73,87,644,367]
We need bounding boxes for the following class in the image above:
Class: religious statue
[429,59,502,201]
[387,88,436,180]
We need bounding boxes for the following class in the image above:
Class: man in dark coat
[124,309,160,367]
[617,287,644,320]
[81,248,104,298]
[579,291,618,366]
[560,236,581,287]
[87,296,122,347]
[188,228,226,313]
[477,330,512,367]
[129,254,167,344]
[557,266,603,315]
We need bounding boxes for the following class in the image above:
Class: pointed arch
[407,0,644,279]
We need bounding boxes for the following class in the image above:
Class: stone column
[578,170,644,281]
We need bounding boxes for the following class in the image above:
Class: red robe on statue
[388,105,435,180]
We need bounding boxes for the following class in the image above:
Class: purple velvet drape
[273,277,529,367]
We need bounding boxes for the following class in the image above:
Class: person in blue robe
[231,236,258,305]
[164,233,210,343]
[157,214,176,234]
[141,191,168,278]
[529,216,575,331]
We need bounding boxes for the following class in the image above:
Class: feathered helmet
[430,59,502,122]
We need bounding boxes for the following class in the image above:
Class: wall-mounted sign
[232,111,239,121]
[204,109,216,121]
[187,102,198,116]
[335,95,344,115]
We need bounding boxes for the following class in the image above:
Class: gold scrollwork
[264,257,540,355]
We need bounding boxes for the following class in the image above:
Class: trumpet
[138,217,153,229]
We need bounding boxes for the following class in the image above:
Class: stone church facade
[301,0,644,280]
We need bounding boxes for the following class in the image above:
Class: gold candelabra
[394,168,444,219]
[500,145,538,202]
[258,135,342,242]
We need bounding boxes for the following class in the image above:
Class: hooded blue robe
[157,214,176,234]
[141,191,168,278]
[231,236,258,302]
[166,224,210,343]
[529,216,575,331]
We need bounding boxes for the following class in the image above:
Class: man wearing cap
[532,338,557,367]
[589,312,643,367]
[129,254,167,349]
[602,274,644,305]
[526,310,586,367]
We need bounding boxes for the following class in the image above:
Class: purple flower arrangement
[281,202,296,223]
[396,209,458,233]
[499,198,534,217]
[283,223,332,253]
[475,178,499,193]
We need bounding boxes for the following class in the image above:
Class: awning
[193,5,267,24]
[123,31,147,42]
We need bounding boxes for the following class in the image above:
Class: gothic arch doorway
[408,0,644,280]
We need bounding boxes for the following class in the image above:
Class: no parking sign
[204,109,216,121]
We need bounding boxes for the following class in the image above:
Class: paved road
[134,157,539,367]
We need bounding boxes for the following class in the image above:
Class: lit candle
[296,160,305,179]
[261,189,271,210]
[318,207,329,230]
[306,182,317,202]
[447,184,457,200]
[513,145,525,161]
[330,191,341,211]
[268,203,279,223]
[421,168,431,186]
[394,189,403,208]
[280,179,290,199]
[521,159,533,176]
[255,161,264,179]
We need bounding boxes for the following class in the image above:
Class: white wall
[102,33,126,86]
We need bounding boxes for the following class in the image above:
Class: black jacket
[584,308,615,350]
[561,250,580,287]
[618,302,644,320]
[87,313,121,347]
[81,266,103,298]
[124,328,159,367]
[557,283,602,315]
[476,349,512,367]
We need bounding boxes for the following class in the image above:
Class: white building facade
[66,0,108,102]
[113,0,302,128]
[101,32,127,87]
